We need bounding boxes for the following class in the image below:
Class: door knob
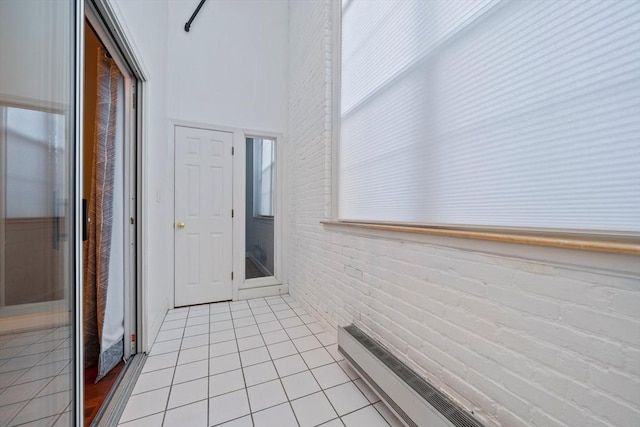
[177,222,185,229]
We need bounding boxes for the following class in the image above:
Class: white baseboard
[238,283,288,300]
[0,310,68,334]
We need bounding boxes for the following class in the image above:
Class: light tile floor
[0,326,72,427]
[118,295,403,427]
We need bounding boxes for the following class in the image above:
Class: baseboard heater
[338,325,484,427]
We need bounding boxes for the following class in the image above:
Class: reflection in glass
[245,138,275,279]
[0,0,75,425]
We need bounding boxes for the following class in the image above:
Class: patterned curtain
[83,46,122,381]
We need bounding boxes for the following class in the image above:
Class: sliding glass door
[0,0,82,425]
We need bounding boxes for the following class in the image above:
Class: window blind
[339,0,640,234]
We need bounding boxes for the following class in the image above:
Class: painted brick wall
[286,1,640,426]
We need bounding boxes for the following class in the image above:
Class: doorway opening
[82,17,139,425]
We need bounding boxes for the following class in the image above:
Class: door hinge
[232,209,234,218]
[132,87,137,109]
[232,146,235,155]
[231,272,234,280]
[130,217,135,225]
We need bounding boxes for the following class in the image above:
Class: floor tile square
[181,334,209,350]
[141,352,178,373]
[267,340,297,360]
[210,320,234,332]
[248,299,268,308]
[149,339,181,356]
[210,340,238,358]
[189,306,210,316]
[342,405,389,427]
[165,311,188,321]
[211,312,232,322]
[275,310,297,320]
[168,377,208,409]
[233,316,256,328]
[186,316,210,327]
[119,387,169,423]
[254,313,277,324]
[154,329,183,343]
[210,304,230,314]
[354,378,380,403]
[210,353,241,375]
[133,367,174,395]
[163,400,207,427]
[247,379,287,412]
[161,319,186,331]
[281,370,321,400]
[286,325,312,340]
[307,322,325,334]
[250,306,272,315]
[311,363,350,389]
[258,321,282,334]
[262,330,289,345]
[273,354,307,377]
[301,347,334,369]
[119,413,164,426]
[318,418,345,427]
[231,309,253,319]
[325,382,369,416]
[235,325,260,338]
[209,389,250,426]
[230,301,250,311]
[209,369,245,397]
[292,335,322,352]
[211,329,236,344]
[173,360,208,384]
[178,345,209,365]
[240,347,270,367]
[183,324,209,338]
[215,415,253,426]
[253,402,298,427]
[237,334,265,352]
[243,361,278,387]
[291,391,338,427]
[269,303,289,312]
[315,331,337,346]
[279,317,303,328]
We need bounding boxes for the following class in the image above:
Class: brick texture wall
[286,1,640,426]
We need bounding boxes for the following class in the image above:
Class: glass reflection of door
[0,1,81,426]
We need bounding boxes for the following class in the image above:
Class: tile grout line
[231,301,255,427]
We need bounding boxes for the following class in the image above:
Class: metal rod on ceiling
[184,0,207,32]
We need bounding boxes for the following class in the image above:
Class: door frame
[85,0,148,355]
[169,119,287,306]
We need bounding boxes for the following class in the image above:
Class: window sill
[320,221,640,255]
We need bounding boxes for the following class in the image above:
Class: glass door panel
[0,0,80,425]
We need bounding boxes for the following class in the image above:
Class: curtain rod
[184,0,207,32]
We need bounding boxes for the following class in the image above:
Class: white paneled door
[174,126,233,306]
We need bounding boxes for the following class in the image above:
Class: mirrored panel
[245,137,275,279]
[0,0,77,425]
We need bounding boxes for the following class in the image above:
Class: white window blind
[339,0,640,234]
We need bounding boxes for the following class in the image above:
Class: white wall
[109,0,172,351]
[287,2,640,427]
[167,0,288,133]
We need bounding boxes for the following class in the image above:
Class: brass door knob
[176,222,185,229]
